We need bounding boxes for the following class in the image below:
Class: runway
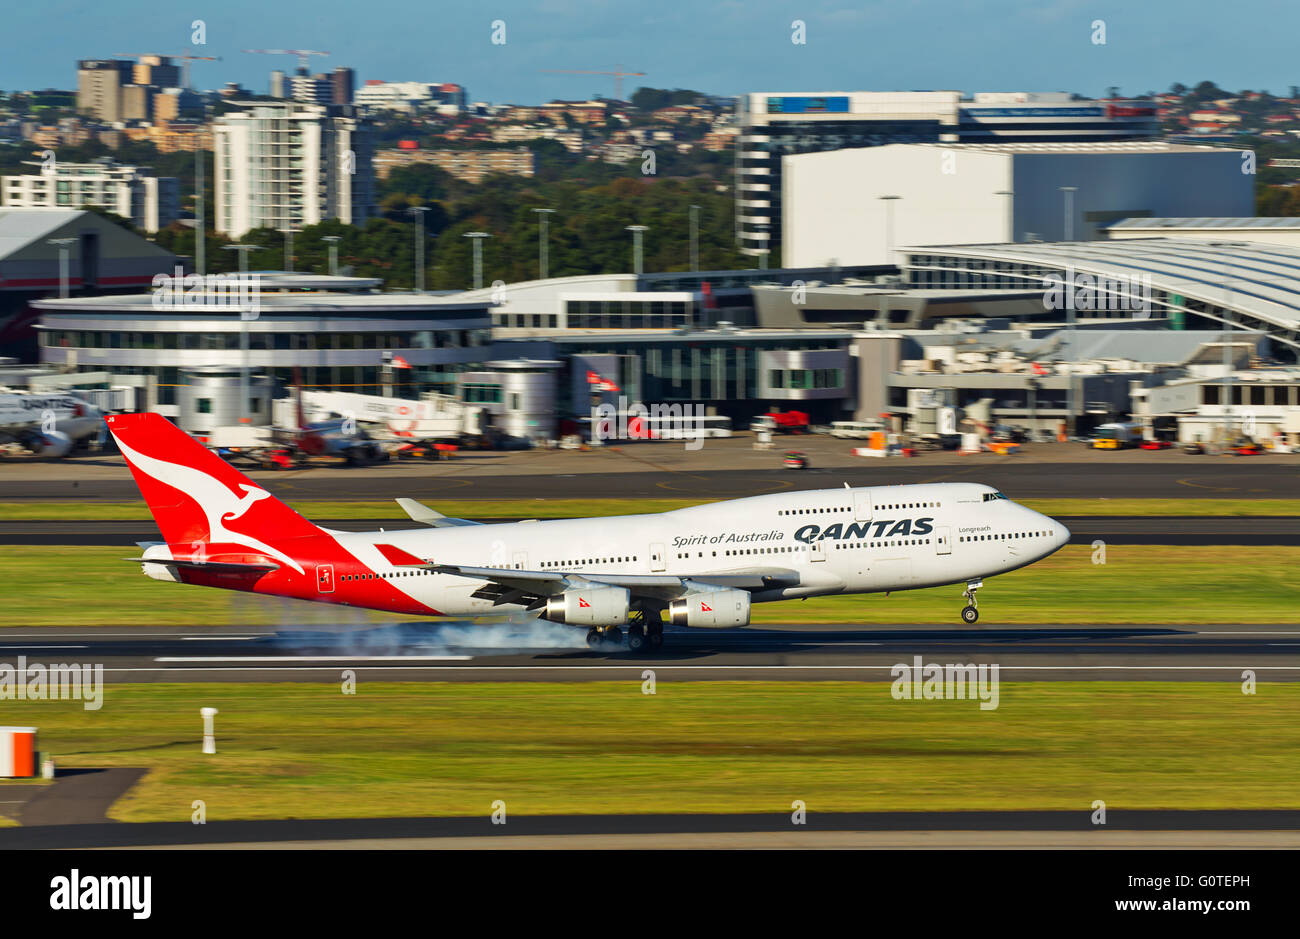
[3,621,1298,682]
[3,459,1300,501]
[4,809,1300,849]
[2,515,1297,545]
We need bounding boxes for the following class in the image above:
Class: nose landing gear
[960,580,982,624]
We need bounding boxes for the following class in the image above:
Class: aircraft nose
[1053,519,1070,549]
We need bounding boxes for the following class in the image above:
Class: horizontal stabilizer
[123,557,280,574]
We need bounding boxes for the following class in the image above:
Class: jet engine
[668,588,751,628]
[543,585,630,626]
[29,430,73,458]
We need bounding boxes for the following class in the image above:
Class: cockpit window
[982,491,1008,502]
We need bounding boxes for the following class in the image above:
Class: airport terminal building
[33,273,494,417]
[735,91,1159,262]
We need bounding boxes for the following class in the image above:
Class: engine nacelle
[543,585,630,626]
[668,589,751,628]
[31,430,73,458]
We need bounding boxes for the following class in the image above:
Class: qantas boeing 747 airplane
[109,413,1070,650]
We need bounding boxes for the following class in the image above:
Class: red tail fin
[107,413,319,571]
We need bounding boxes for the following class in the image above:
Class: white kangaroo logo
[115,437,305,575]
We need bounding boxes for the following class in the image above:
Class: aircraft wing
[395,498,483,528]
[374,543,798,603]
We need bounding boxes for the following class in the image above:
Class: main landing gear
[588,609,664,653]
[960,580,982,624]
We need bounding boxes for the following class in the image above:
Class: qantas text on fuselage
[106,413,1070,648]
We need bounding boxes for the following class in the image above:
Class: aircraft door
[512,551,528,570]
[649,543,666,572]
[810,539,827,562]
[934,526,952,555]
[316,564,335,593]
[853,489,873,521]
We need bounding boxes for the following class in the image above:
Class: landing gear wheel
[605,627,623,645]
[627,624,646,652]
[586,628,602,649]
[960,579,982,624]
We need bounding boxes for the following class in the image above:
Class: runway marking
[1200,631,1300,635]
[1175,477,1240,493]
[181,636,258,641]
[155,655,473,663]
[656,478,795,495]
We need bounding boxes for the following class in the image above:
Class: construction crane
[112,53,220,90]
[243,49,330,74]
[540,66,646,103]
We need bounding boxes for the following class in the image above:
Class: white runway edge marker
[200,707,217,755]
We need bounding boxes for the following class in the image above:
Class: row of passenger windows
[342,570,428,581]
[835,539,930,549]
[777,500,940,516]
[679,546,795,559]
[960,531,1049,543]
[542,557,638,568]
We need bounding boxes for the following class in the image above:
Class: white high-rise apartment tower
[213,101,375,238]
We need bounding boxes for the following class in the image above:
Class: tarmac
[2,437,1298,501]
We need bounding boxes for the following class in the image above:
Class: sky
[6,0,1299,104]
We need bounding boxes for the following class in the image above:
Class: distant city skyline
[3,0,1298,106]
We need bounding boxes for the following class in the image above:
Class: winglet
[395,498,447,526]
[395,498,482,528]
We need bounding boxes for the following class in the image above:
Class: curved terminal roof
[901,237,1300,353]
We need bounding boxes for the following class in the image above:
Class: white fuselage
[323,482,1069,618]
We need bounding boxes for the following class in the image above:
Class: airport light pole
[1065,288,1078,439]
[464,231,489,290]
[689,203,701,272]
[321,235,341,276]
[223,244,258,424]
[48,238,75,298]
[410,206,430,292]
[1059,186,1078,241]
[195,148,205,276]
[878,195,901,264]
[1221,278,1237,449]
[625,224,648,275]
[533,207,555,280]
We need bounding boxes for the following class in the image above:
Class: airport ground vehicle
[1091,422,1145,450]
[750,411,810,434]
[830,420,885,439]
[108,412,1070,643]
[782,450,809,469]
